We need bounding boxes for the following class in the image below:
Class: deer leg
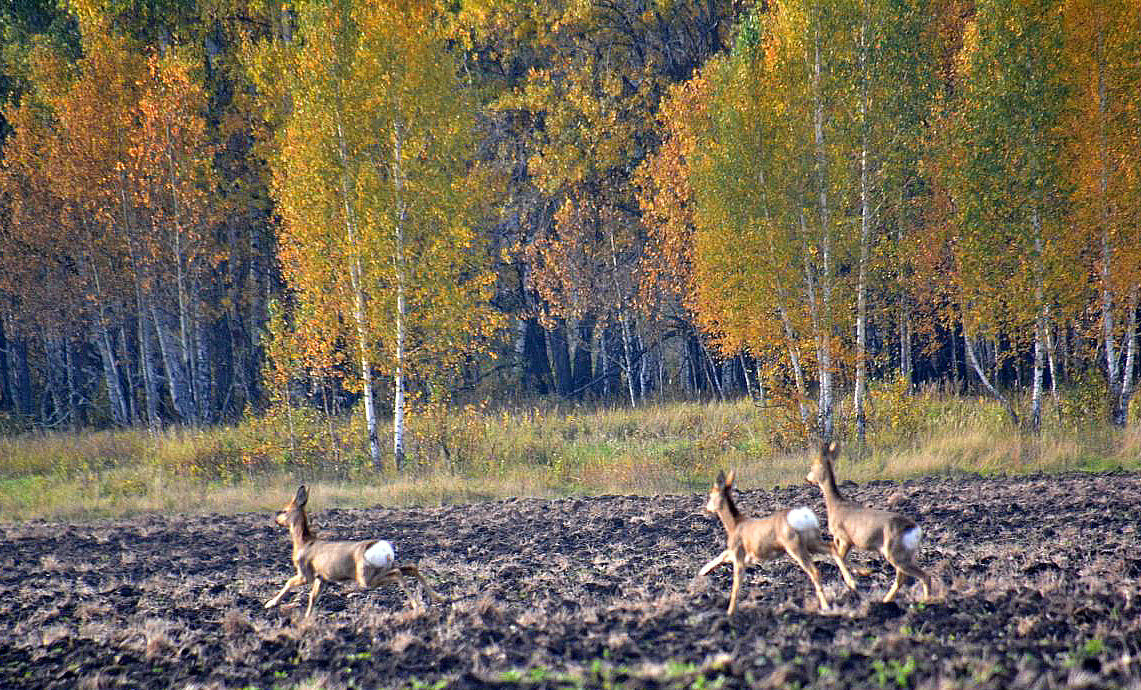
[393,571,420,610]
[832,540,859,592]
[786,542,830,611]
[881,545,921,602]
[883,566,905,603]
[265,574,306,609]
[889,548,932,601]
[399,565,437,603]
[914,565,932,600]
[727,558,743,615]
[356,561,371,588]
[304,577,324,618]
[699,550,730,577]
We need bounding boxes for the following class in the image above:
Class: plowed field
[2,472,1140,688]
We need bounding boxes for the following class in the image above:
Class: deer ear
[826,440,839,457]
[295,485,308,506]
[715,470,726,487]
[725,469,735,487]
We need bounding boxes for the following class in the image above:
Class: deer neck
[716,492,743,536]
[819,461,847,515]
[289,512,315,553]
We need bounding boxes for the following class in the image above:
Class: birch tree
[255,0,498,471]
[1064,0,1141,426]
[951,0,1070,430]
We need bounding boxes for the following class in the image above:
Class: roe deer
[696,470,833,614]
[807,441,932,602]
[265,485,435,618]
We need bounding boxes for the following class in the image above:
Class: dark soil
[2,472,1140,689]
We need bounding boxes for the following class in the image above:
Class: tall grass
[0,386,1137,522]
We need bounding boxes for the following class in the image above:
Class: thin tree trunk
[778,304,810,430]
[638,334,650,398]
[1044,305,1058,400]
[548,317,573,396]
[152,305,194,422]
[63,338,80,430]
[898,186,913,387]
[85,243,130,427]
[192,282,212,423]
[700,338,724,401]
[127,233,159,431]
[657,346,665,397]
[138,298,159,432]
[14,336,32,420]
[619,314,637,405]
[1030,211,1045,432]
[1111,286,1139,426]
[1094,25,1123,418]
[119,325,137,424]
[855,19,871,447]
[335,113,382,471]
[949,320,959,392]
[739,352,753,398]
[801,212,832,441]
[0,316,10,412]
[811,31,834,442]
[1031,319,1045,431]
[963,325,1019,426]
[605,227,637,406]
[248,220,268,406]
[392,120,408,471]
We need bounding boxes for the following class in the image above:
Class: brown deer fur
[265,485,435,618]
[807,442,932,602]
[696,470,833,614]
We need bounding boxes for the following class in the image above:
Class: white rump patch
[901,526,922,552]
[786,506,819,531]
[364,540,395,569]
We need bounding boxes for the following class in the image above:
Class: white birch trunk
[192,280,212,423]
[1030,210,1045,431]
[125,214,159,432]
[137,289,159,432]
[778,304,810,431]
[1112,287,1139,426]
[1044,305,1058,401]
[334,114,382,470]
[151,305,195,422]
[812,30,834,441]
[606,227,637,406]
[963,324,1019,426]
[83,233,130,427]
[164,119,196,423]
[855,20,871,446]
[392,121,408,471]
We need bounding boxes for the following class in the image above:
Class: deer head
[807,440,839,486]
[276,485,308,528]
[706,469,735,513]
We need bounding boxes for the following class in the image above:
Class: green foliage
[1057,371,1109,430]
[871,656,916,688]
[732,10,762,56]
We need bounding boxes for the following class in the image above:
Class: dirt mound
[1,473,1139,688]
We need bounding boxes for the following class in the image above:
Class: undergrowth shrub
[1058,370,1109,431]
[406,399,491,474]
[155,431,245,481]
[866,376,927,443]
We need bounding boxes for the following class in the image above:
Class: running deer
[696,470,833,614]
[807,441,932,602]
[265,485,435,618]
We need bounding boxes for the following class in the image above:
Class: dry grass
[0,394,1138,522]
